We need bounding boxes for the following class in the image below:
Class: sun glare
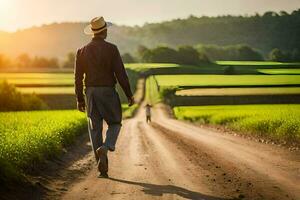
[0,0,16,31]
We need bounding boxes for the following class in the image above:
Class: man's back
[77,37,117,86]
[75,36,132,102]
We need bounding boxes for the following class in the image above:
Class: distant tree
[137,45,149,57]
[224,66,236,75]
[196,44,263,61]
[137,45,151,62]
[279,11,289,16]
[149,46,179,63]
[121,53,135,63]
[237,45,264,61]
[48,57,59,68]
[31,56,59,68]
[17,53,31,68]
[269,48,286,62]
[0,54,11,68]
[198,52,210,63]
[0,54,4,68]
[62,52,75,68]
[263,11,279,18]
[292,49,300,62]
[177,46,200,65]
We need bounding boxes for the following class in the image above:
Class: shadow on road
[108,177,233,200]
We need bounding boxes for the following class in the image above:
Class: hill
[0,9,299,59]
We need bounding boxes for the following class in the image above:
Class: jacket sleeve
[74,49,85,102]
[112,46,133,98]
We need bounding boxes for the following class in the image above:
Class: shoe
[98,172,109,178]
[96,146,108,173]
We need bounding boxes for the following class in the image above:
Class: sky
[0,0,299,32]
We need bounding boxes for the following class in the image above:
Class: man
[145,103,152,123]
[75,16,134,178]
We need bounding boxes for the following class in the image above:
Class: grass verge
[0,110,87,181]
[173,104,300,143]
[122,104,138,119]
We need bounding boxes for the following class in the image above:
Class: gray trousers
[85,86,122,160]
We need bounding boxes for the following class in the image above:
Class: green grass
[174,105,300,142]
[126,63,180,70]
[122,104,138,118]
[0,70,139,104]
[216,61,300,66]
[145,76,162,104]
[17,87,75,94]
[0,73,72,79]
[176,87,300,96]
[0,73,73,86]
[258,69,300,75]
[0,110,87,180]
[155,75,300,87]
[0,78,73,86]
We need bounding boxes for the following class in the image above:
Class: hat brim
[84,22,113,35]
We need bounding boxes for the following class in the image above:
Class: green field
[0,68,139,105]
[145,74,300,105]
[145,76,161,104]
[216,61,300,66]
[0,110,87,180]
[0,73,73,86]
[17,87,75,94]
[126,63,180,71]
[155,75,300,87]
[258,69,300,75]
[176,87,300,96]
[0,78,73,86]
[174,104,300,142]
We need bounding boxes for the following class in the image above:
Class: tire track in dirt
[151,104,300,200]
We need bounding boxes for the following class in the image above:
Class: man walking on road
[145,103,152,123]
[75,16,134,178]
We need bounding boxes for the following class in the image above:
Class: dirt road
[47,103,300,200]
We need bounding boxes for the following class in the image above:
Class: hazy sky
[0,0,299,32]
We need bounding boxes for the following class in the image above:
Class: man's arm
[112,46,134,106]
[74,49,85,112]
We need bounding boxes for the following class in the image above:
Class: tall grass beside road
[174,105,300,143]
[0,110,87,181]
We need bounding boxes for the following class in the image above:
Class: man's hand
[77,101,86,112]
[128,96,135,107]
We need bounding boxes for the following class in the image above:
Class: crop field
[154,75,300,87]
[176,87,300,96]
[126,63,181,71]
[17,87,74,94]
[0,73,73,86]
[0,110,87,180]
[0,69,139,108]
[215,61,300,66]
[174,104,300,142]
[145,76,161,104]
[258,69,300,75]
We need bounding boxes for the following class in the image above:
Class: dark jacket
[74,36,133,102]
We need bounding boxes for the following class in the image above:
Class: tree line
[121,45,300,63]
[1,45,299,69]
[0,52,75,69]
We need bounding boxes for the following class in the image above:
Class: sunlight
[0,0,15,31]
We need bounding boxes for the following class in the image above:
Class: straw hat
[84,16,112,35]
